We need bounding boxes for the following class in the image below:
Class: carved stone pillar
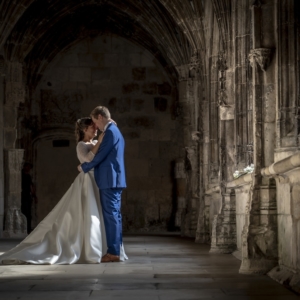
[199,186,220,244]
[175,53,200,237]
[238,1,278,274]
[226,174,253,260]
[262,153,300,293]
[0,55,5,237]
[174,160,186,228]
[3,149,26,238]
[209,52,237,254]
[3,61,26,237]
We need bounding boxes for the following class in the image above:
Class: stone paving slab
[0,235,298,300]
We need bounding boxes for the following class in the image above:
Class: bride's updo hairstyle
[90,106,111,119]
[75,117,94,143]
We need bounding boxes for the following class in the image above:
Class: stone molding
[3,149,27,239]
[219,105,234,120]
[205,185,220,195]
[217,51,228,107]
[189,50,200,76]
[227,173,253,188]
[261,151,300,177]
[249,48,272,72]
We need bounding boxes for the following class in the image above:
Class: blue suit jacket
[81,123,126,190]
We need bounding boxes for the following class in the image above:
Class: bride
[0,117,127,264]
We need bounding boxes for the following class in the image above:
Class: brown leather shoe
[101,253,120,263]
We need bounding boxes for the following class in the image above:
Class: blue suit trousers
[100,188,123,256]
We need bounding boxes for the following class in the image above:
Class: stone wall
[31,34,182,232]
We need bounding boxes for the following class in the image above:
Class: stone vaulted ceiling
[0,0,208,88]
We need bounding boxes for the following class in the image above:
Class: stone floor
[0,235,298,300]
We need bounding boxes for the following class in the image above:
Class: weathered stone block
[138,141,159,158]
[132,98,144,111]
[142,82,157,95]
[91,68,111,81]
[154,97,168,112]
[122,83,140,94]
[7,172,21,194]
[59,53,79,67]
[125,158,149,177]
[111,67,131,80]
[69,68,91,81]
[4,130,16,149]
[158,82,172,95]
[51,67,69,82]
[141,55,156,67]
[111,36,124,53]
[129,53,141,66]
[117,97,131,113]
[139,129,154,141]
[147,67,165,81]
[78,54,98,67]
[292,185,300,220]
[132,67,146,81]
[124,140,139,157]
[127,116,155,129]
[157,128,170,141]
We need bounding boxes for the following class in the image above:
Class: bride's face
[84,123,97,140]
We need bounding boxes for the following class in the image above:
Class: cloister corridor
[0,235,297,300]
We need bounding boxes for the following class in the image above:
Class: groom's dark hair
[91,106,111,119]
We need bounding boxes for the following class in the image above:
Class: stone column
[239,0,277,274]
[3,149,26,238]
[196,13,221,243]
[0,55,5,237]
[209,51,236,254]
[175,53,200,237]
[3,61,27,238]
[262,153,300,294]
[263,1,300,293]
[174,160,186,228]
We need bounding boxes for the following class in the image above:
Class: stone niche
[32,34,182,232]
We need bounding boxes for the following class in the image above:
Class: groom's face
[92,115,104,131]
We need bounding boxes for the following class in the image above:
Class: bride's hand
[98,132,105,144]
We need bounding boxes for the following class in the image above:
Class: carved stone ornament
[249,48,272,71]
[175,64,189,81]
[217,51,228,72]
[191,131,201,142]
[219,105,234,121]
[217,51,228,106]
[189,50,200,72]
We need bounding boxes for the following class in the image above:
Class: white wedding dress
[0,141,127,264]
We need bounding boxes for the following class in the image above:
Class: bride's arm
[76,142,93,163]
[90,132,105,155]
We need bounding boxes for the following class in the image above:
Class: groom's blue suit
[81,123,126,256]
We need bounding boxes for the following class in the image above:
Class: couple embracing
[0,106,127,264]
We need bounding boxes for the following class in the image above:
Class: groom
[78,106,126,262]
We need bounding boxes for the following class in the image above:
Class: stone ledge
[226,173,253,188]
[204,185,220,195]
[262,151,300,176]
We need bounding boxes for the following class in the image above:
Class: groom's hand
[78,164,83,172]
